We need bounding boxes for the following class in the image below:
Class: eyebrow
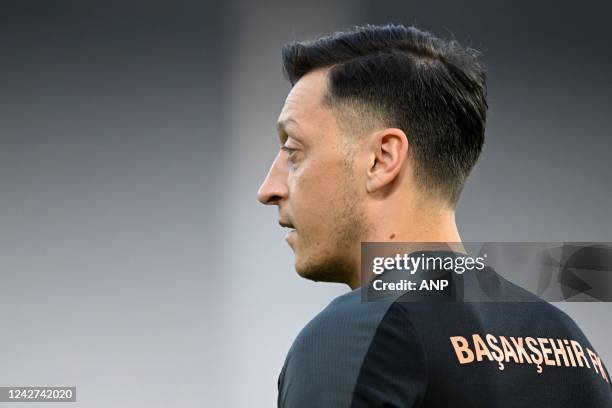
[276,117,301,144]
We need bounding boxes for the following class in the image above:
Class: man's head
[257,24,487,287]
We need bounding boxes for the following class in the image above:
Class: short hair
[281,24,487,206]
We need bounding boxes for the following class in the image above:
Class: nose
[257,152,288,205]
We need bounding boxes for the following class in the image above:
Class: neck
[347,204,463,289]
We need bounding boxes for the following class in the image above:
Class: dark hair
[281,24,487,206]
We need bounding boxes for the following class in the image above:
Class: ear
[365,128,409,193]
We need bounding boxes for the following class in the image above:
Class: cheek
[290,162,346,224]
[291,157,339,198]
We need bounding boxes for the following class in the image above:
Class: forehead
[277,69,335,142]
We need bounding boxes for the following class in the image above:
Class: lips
[279,219,297,245]
[284,229,296,245]
[279,220,296,231]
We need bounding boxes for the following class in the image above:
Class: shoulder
[278,289,408,407]
[288,289,393,356]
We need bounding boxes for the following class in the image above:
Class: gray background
[1,1,610,406]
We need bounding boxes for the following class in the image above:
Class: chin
[294,255,352,284]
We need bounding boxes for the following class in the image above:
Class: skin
[257,68,464,289]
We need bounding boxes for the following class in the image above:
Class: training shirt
[277,257,612,407]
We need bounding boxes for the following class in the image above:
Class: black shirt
[278,263,612,407]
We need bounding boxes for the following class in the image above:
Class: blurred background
[1,0,611,406]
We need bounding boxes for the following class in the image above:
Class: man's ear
[365,128,409,193]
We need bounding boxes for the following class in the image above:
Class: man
[257,24,611,407]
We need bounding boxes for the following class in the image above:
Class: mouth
[279,220,297,241]
[279,220,296,231]
[284,229,296,247]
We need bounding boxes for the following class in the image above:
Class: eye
[280,145,302,167]
[281,145,298,158]
[281,146,295,156]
